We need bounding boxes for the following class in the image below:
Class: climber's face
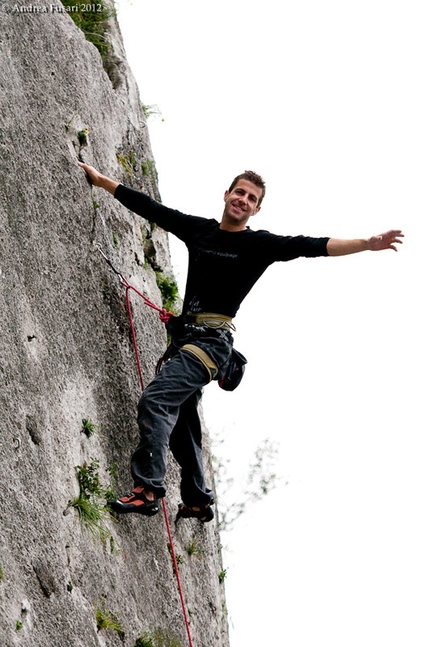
[221,179,262,231]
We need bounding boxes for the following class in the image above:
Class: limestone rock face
[0,4,228,646]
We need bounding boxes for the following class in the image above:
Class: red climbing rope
[162,500,195,647]
[97,245,194,647]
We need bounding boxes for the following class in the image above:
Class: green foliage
[134,628,182,647]
[0,564,3,580]
[167,544,186,576]
[113,232,119,248]
[109,536,121,555]
[81,417,106,439]
[62,0,119,84]
[141,158,158,184]
[16,621,23,631]
[156,272,180,314]
[77,128,89,145]
[95,606,124,637]
[81,418,96,437]
[106,462,118,482]
[142,104,162,120]
[75,459,104,496]
[67,458,116,541]
[117,152,135,178]
[141,158,159,199]
[186,540,204,558]
[134,638,154,647]
[218,568,228,584]
[67,581,73,592]
[68,495,110,541]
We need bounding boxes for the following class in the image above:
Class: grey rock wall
[0,4,229,646]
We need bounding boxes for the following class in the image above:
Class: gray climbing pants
[131,325,233,506]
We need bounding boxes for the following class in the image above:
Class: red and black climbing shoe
[175,502,214,524]
[109,486,159,516]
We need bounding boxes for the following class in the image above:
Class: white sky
[116,2,429,645]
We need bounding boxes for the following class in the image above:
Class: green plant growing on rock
[134,628,182,647]
[81,418,97,437]
[61,0,119,85]
[106,462,118,483]
[186,540,204,558]
[77,128,89,145]
[167,544,186,576]
[16,620,23,631]
[109,536,121,556]
[141,158,158,185]
[95,606,124,637]
[142,104,162,120]
[134,637,154,647]
[117,152,135,178]
[67,458,115,541]
[0,564,4,580]
[156,272,180,314]
[218,567,228,583]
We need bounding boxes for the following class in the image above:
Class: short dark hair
[228,170,266,206]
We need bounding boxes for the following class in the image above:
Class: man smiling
[221,177,263,230]
[79,162,403,521]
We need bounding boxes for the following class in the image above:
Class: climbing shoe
[175,502,214,524]
[109,485,159,516]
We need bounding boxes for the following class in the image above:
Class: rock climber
[78,161,403,522]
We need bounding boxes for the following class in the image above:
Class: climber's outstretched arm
[78,162,119,195]
[327,230,404,256]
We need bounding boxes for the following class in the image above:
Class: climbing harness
[183,312,236,332]
[96,244,194,647]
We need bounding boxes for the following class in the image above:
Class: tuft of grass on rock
[62,0,120,86]
[67,458,115,542]
[218,567,228,583]
[186,540,204,558]
[134,628,182,647]
[81,418,96,437]
[96,606,124,637]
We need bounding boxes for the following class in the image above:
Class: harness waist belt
[183,312,236,331]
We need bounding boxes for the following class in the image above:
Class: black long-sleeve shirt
[115,185,329,318]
